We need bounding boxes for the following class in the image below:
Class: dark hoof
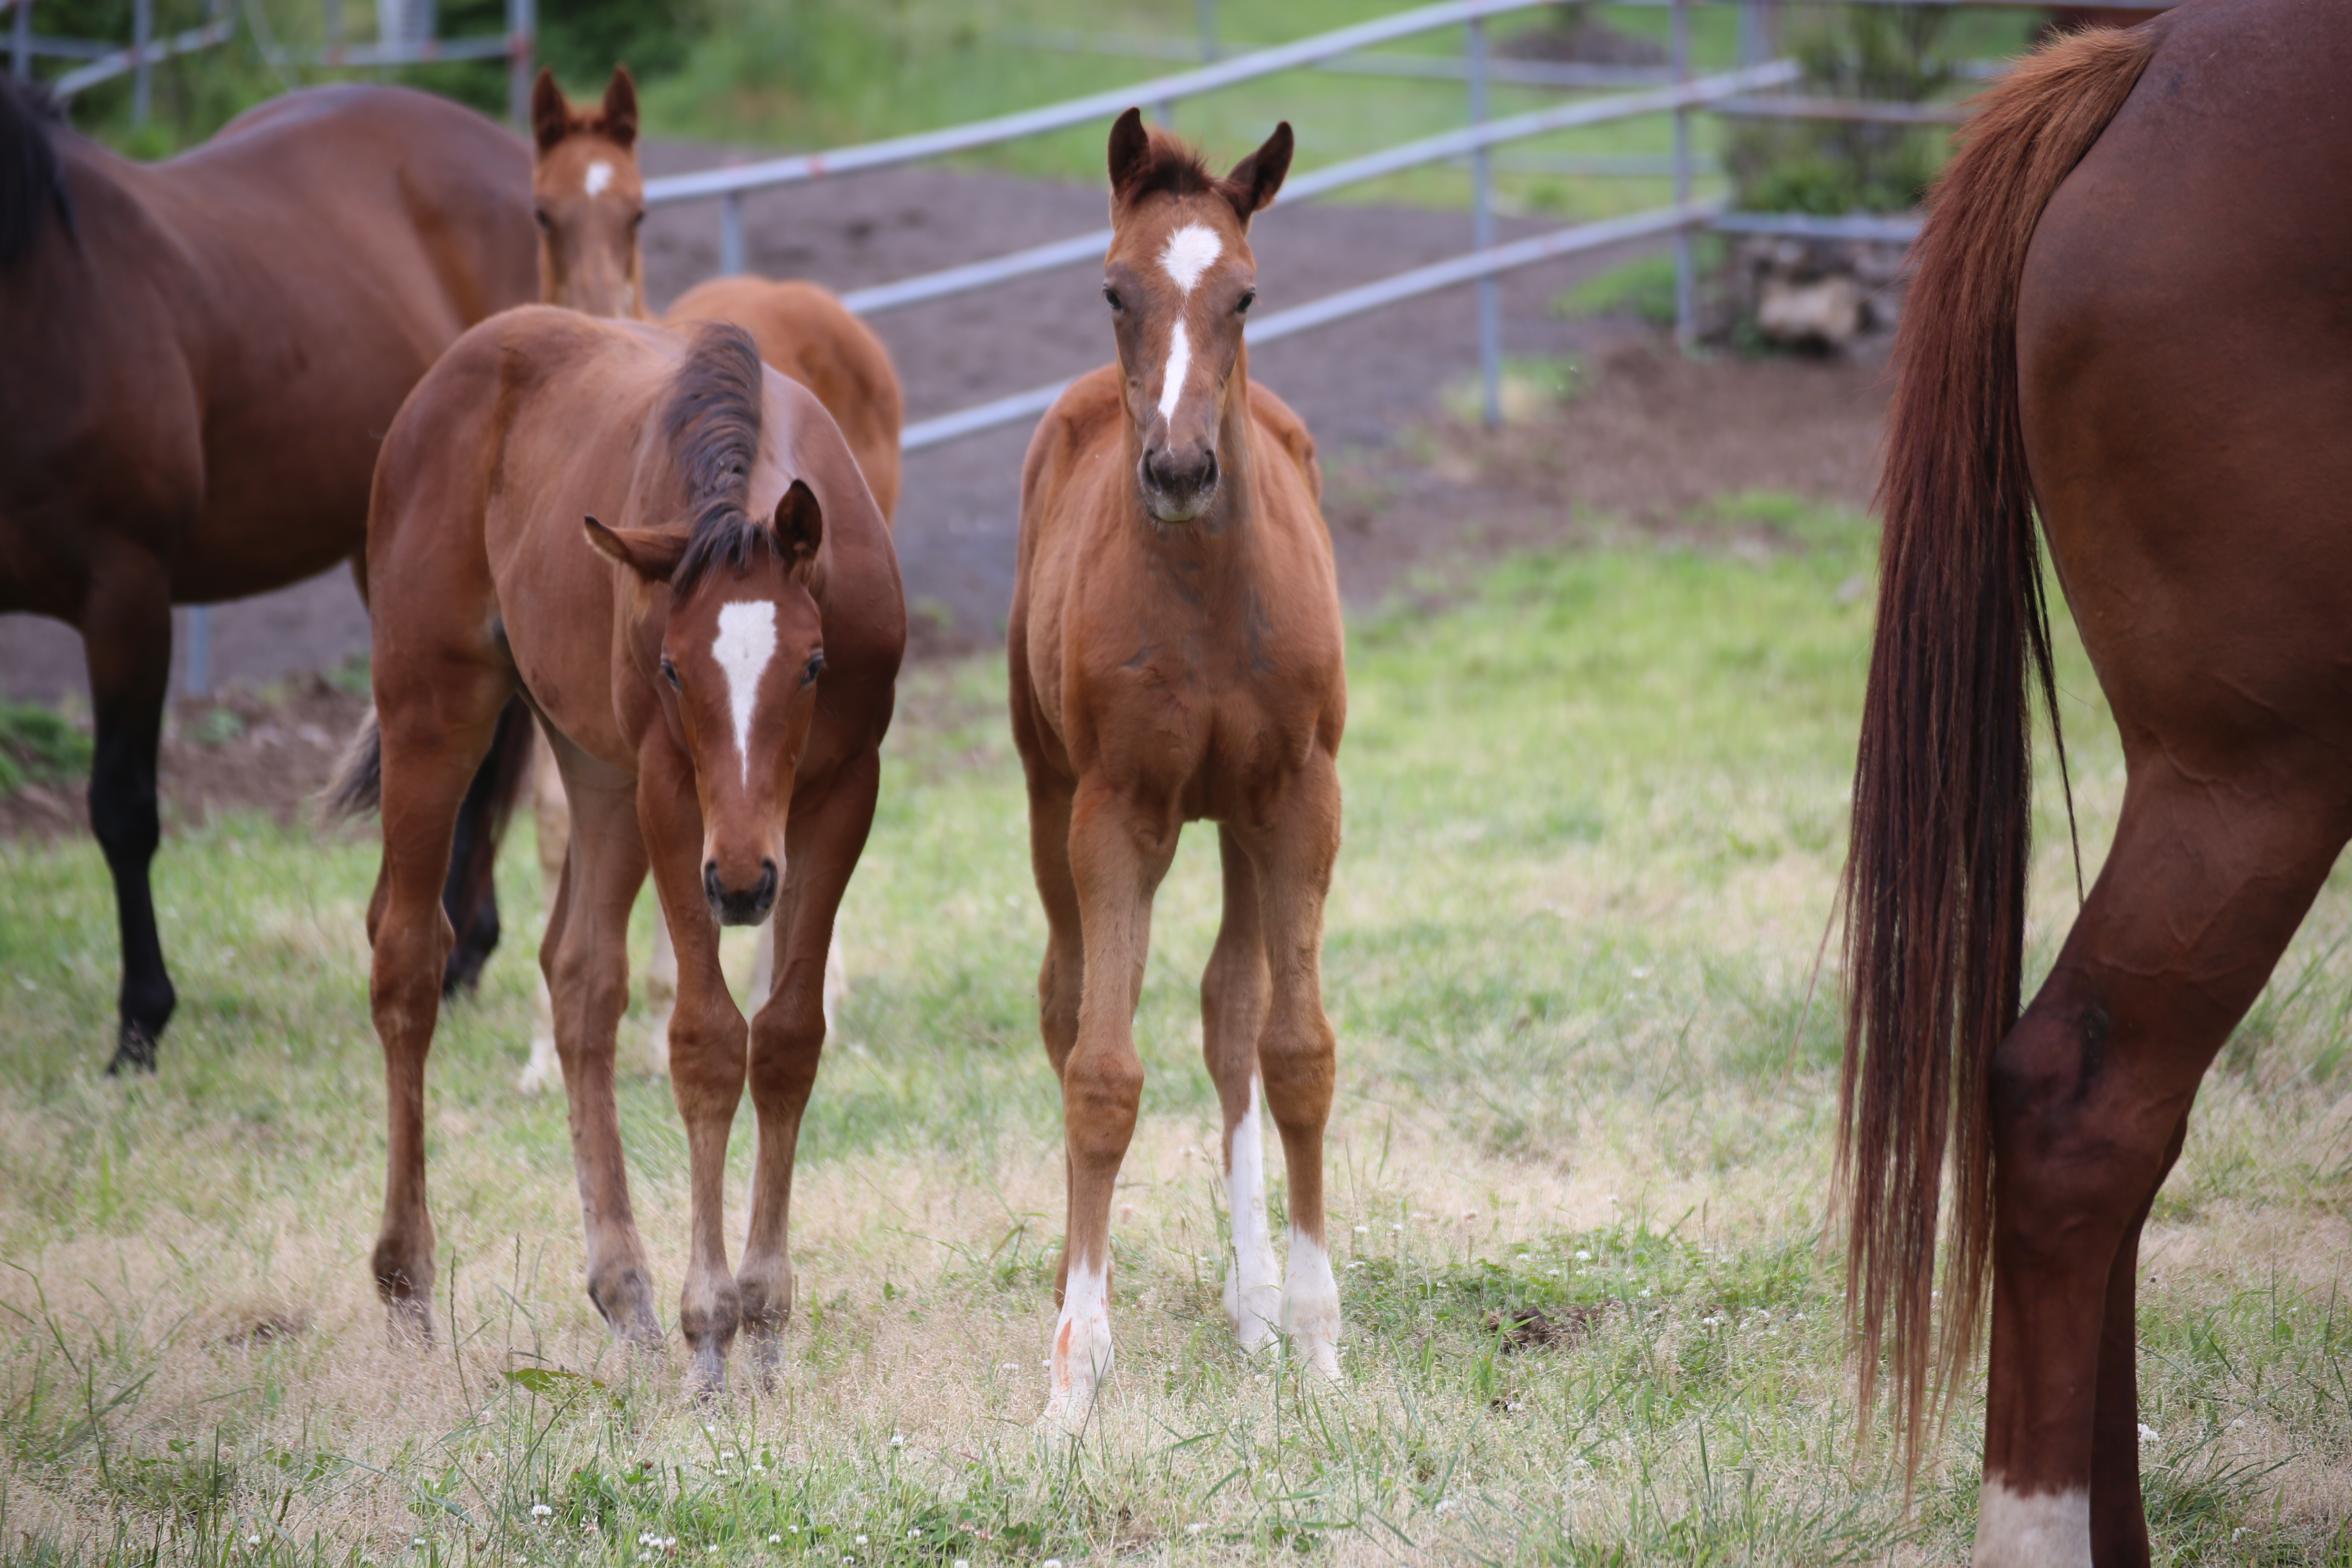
[106,1023,159,1076]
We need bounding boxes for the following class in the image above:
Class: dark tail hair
[439,695,537,996]
[323,706,384,821]
[1840,20,2162,1477]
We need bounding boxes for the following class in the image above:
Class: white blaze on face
[1973,1481,2091,1568]
[584,160,615,198]
[1223,1076,1280,1350]
[1154,221,1223,427]
[710,601,778,789]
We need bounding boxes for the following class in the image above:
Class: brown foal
[518,68,901,1093]
[1844,5,2352,1563]
[1009,111,1344,1428]
[336,314,902,1388]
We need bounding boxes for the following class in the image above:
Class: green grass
[4,499,2350,1564]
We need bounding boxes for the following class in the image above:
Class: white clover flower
[531,1503,554,1519]
[247,1537,262,1548]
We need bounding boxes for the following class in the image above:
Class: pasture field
[3,499,2349,1565]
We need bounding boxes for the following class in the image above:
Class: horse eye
[659,658,681,689]
[1102,286,1123,311]
[533,208,552,232]
[803,651,826,685]
[1237,289,1256,315]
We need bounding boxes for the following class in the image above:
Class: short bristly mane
[666,322,772,596]
[1114,126,1218,208]
[0,74,68,271]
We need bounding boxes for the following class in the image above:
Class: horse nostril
[1199,450,1219,489]
[703,862,723,905]
[755,860,777,910]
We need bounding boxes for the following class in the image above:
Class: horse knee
[748,1003,822,1104]
[668,1013,749,1100]
[1061,1047,1144,1159]
[1257,1011,1334,1129]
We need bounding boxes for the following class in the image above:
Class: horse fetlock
[1281,1229,1342,1379]
[586,1260,660,1347]
[1044,1258,1115,1430]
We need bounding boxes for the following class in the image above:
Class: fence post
[183,606,211,699]
[1670,0,1694,354]
[324,0,342,58]
[1468,13,1501,429]
[131,0,152,127]
[505,0,533,127]
[1737,0,1766,68]
[721,191,744,276]
[1195,0,1217,62]
[10,0,30,83]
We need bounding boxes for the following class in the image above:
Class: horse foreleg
[520,722,568,1094]
[1977,766,2345,1568]
[546,772,663,1352]
[639,747,746,1393]
[80,552,176,1074]
[1203,824,1279,1350]
[737,753,878,1386]
[1233,750,1343,1381]
[1040,780,1177,1432]
[369,681,510,1341]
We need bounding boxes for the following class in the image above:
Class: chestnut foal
[517,68,901,1093]
[337,315,902,1387]
[1009,112,1344,1428]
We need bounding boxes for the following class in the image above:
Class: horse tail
[323,706,384,821]
[439,694,537,996]
[1840,19,2163,1476]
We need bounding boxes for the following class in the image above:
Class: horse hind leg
[439,695,532,997]
[1203,825,1281,1351]
[79,550,177,1073]
[1977,765,2347,1568]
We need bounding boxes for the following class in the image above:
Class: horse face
[588,483,826,928]
[529,67,645,319]
[1102,113,1292,524]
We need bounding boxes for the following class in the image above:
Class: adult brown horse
[0,78,536,1071]
[332,313,902,1389]
[1842,4,2350,1562]
[1009,111,1342,1429]
[515,67,897,1092]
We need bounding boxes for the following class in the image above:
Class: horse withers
[331,314,903,1387]
[516,67,900,1093]
[1009,111,1345,1428]
[0,78,536,1071]
[1843,3,2352,1562]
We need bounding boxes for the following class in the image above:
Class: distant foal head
[530,66,646,318]
[1101,109,1292,524]
[585,327,826,927]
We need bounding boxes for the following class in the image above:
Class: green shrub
[1725,5,1959,216]
[0,702,94,796]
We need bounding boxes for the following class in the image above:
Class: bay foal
[340,315,902,1387]
[1844,5,2352,1561]
[518,68,898,1091]
[1010,112,1343,1427]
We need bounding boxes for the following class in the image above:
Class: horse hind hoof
[105,1025,159,1076]
[382,1295,437,1346]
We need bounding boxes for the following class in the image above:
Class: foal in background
[335,316,902,1388]
[1009,111,1344,1428]
[519,68,901,1091]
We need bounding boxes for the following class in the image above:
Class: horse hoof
[685,1348,728,1399]
[105,1025,158,1076]
[383,1296,437,1346]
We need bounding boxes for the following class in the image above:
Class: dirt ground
[0,154,1889,833]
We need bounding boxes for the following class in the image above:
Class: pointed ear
[531,68,571,156]
[772,480,823,581]
[1107,107,1151,208]
[601,66,639,149]
[1221,121,1292,225]
[584,515,687,582]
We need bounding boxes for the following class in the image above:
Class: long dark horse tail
[1840,20,2163,1474]
[324,693,537,995]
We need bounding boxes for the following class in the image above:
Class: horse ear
[1106,107,1151,208]
[773,480,824,581]
[1221,121,1293,225]
[584,515,686,582]
[601,66,639,149]
[530,68,571,156]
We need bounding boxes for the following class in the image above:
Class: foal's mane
[665,323,773,596]
[0,74,68,271]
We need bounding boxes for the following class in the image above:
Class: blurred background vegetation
[26,1,2033,217]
